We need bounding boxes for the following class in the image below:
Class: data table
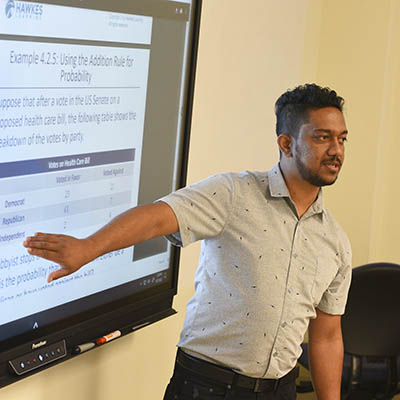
[0,149,135,247]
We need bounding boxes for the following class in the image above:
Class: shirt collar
[310,190,324,216]
[267,163,325,217]
[268,163,290,198]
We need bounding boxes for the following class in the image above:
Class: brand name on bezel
[31,340,47,350]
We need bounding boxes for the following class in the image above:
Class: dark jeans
[163,358,297,400]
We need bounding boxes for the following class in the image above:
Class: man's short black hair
[275,83,344,138]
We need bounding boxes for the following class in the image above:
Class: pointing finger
[27,246,59,263]
[25,233,61,244]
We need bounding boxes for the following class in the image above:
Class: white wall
[315,0,400,266]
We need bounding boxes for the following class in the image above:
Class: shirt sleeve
[159,173,235,248]
[317,239,352,315]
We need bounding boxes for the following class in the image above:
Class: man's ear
[277,134,293,158]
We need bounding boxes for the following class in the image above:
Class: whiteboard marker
[96,330,121,345]
[74,342,95,354]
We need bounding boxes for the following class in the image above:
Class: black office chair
[296,262,400,400]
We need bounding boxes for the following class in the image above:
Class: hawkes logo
[5,0,15,18]
[5,0,43,19]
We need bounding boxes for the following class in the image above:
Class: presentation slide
[0,3,170,329]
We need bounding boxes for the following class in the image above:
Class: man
[24,84,352,400]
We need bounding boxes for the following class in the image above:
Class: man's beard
[294,153,340,187]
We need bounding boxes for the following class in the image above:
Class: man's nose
[327,138,344,158]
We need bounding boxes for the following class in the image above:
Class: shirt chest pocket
[312,256,340,306]
[292,256,339,307]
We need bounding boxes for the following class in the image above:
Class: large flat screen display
[0,0,201,387]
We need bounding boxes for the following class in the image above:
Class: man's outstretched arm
[308,308,344,400]
[23,201,179,282]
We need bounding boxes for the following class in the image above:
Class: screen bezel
[0,0,202,388]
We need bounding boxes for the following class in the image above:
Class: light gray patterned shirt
[161,163,352,379]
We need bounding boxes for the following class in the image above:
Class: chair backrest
[341,262,400,357]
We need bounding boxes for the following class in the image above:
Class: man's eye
[315,135,329,141]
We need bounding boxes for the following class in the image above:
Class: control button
[9,339,67,377]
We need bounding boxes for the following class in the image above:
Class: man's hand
[23,202,179,283]
[24,233,97,282]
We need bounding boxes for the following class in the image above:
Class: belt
[176,349,299,393]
